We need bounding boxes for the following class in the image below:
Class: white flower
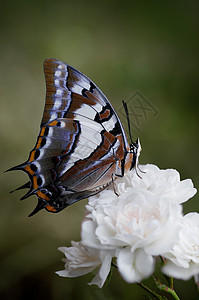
[56,241,113,288]
[81,164,195,283]
[115,164,197,205]
[162,213,199,280]
[85,188,182,253]
[57,164,197,286]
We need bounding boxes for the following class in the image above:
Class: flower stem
[153,276,180,300]
[111,262,118,269]
[137,282,167,300]
[169,277,174,290]
[159,256,173,289]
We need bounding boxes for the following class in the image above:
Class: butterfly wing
[8,59,133,216]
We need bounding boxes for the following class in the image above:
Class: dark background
[1,1,199,299]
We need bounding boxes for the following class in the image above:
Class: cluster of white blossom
[56,164,198,288]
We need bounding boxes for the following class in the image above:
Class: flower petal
[88,254,112,288]
[162,261,199,280]
[117,248,155,283]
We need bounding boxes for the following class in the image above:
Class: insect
[8,59,141,216]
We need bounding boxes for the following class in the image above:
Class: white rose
[82,164,195,283]
[85,189,182,253]
[58,164,197,286]
[162,213,199,280]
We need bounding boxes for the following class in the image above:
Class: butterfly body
[8,59,140,216]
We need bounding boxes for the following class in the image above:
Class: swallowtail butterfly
[8,59,141,216]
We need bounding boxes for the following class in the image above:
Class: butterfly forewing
[8,58,135,216]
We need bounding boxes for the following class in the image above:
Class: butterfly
[8,58,141,216]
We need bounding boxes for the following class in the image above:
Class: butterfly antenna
[122,100,133,144]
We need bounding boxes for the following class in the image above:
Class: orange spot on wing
[37,190,50,201]
[32,176,38,189]
[24,165,34,175]
[49,120,58,126]
[36,137,42,149]
[46,205,56,212]
[29,151,35,162]
[100,109,110,120]
[40,127,46,137]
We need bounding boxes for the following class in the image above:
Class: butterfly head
[129,138,141,170]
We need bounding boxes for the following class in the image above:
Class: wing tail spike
[20,189,35,201]
[10,182,30,194]
[5,162,26,173]
[28,200,46,217]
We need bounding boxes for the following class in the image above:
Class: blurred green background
[1,0,199,299]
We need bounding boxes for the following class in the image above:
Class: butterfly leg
[111,173,119,196]
[137,164,145,174]
[134,162,145,179]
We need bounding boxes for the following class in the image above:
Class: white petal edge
[162,261,199,280]
[88,254,112,288]
[117,248,155,283]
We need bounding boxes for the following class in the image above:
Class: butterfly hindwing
[8,58,136,216]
